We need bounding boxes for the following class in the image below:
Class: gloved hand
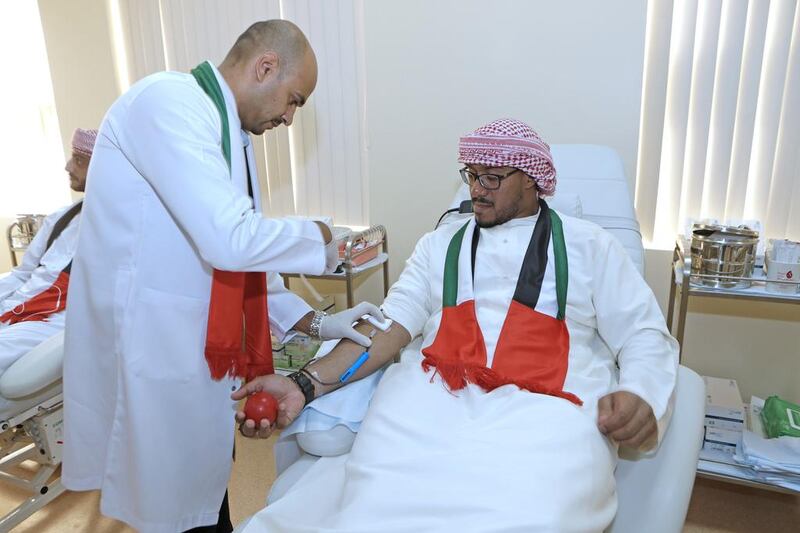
[313,220,340,274]
[324,237,340,274]
[319,302,385,347]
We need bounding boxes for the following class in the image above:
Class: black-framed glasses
[460,167,521,190]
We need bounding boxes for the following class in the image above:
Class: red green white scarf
[421,200,581,405]
[191,61,274,381]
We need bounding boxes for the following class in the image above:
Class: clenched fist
[597,391,657,451]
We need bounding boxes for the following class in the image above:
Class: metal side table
[666,238,800,494]
[667,238,800,362]
[282,225,390,308]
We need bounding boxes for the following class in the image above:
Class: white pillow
[546,192,583,218]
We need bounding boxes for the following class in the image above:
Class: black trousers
[184,491,233,533]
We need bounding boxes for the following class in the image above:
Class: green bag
[760,395,800,438]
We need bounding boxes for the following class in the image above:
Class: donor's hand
[232,374,305,439]
[597,391,657,451]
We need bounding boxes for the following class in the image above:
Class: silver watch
[308,310,327,339]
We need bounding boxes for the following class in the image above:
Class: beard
[472,192,525,228]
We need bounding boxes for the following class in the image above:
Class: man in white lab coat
[0,128,96,374]
[235,119,679,532]
[62,20,380,533]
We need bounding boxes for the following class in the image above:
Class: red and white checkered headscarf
[71,128,98,158]
[458,118,556,196]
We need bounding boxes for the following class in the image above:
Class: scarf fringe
[422,355,583,406]
[205,349,273,381]
[204,269,273,381]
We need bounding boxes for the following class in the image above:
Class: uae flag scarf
[191,61,273,381]
[421,200,582,405]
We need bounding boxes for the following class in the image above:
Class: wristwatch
[288,370,315,406]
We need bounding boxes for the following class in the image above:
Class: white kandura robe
[62,64,321,532]
[0,203,81,375]
[250,212,679,533]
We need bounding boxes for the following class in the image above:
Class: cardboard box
[704,426,741,447]
[705,416,745,432]
[699,442,736,464]
[703,376,745,423]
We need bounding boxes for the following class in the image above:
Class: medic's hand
[597,391,658,451]
[324,237,340,274]
[319,302,384,347]
[232,374,305,439]
[313,221,340,274]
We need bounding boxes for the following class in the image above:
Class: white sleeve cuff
[380,298,426,340]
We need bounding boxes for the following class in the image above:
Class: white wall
[0,217,14,272]
[38,0,120,159]
[2,1,113,273]
[0,1,120,273]
[363,0,647,282]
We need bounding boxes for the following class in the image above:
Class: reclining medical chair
[237,145,705,533]
[231,145,708,532]
[0,326,65,531]
[237,145,707,533]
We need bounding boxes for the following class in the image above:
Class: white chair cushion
[548,192,583,219]
[0,331,64,399]
[296,424,356,458]
[552,144,644,275]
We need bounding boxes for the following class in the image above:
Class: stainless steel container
[9,214,46,249]
[690,224,759,289]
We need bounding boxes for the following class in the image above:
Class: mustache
[472,197,493,206]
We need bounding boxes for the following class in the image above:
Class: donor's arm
[232,319,412,439]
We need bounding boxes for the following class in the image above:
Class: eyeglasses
[460,167,521,190]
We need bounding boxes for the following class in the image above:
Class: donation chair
[0,326,66,531]
[237,145,706,533]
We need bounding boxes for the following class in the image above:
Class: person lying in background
[0,128,96,375]
[235,118,679,532]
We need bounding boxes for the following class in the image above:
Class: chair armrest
[296,424,357,457]
[0,331,64,399]
[607,365,706,533]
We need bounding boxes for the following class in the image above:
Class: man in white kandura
[62,20,381,533]
[0,128,96,374]
[235,118,679,532]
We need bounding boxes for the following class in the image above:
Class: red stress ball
[244,392,279,425]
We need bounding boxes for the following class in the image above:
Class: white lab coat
[0,203,80,374]
[62,64,323,532]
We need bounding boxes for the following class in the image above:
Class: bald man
[62,20,381,533]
